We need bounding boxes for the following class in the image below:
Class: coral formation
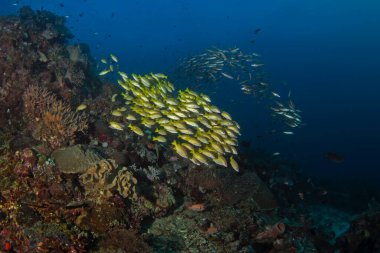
[22,85,88,150]
[51,145,100,174]
[79,159,137,202]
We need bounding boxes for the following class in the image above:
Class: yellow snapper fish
[229,156,239,172]
[118,71,128,81]
[128,124,144,136]
[221,111,232,120]
[172,140,189,159]
[109,121,124,131]
[110,54,118,63]
[126,114,137,121]
[213,154,227,167]
[199,148,216,159]
[99,69,111,76]
[111,110,123,117]
[152,136,167,143]
[155,128,167,136]
[191,150,209,165]
[76,104,87,111]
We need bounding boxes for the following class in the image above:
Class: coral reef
[23,85,88,150]
[0,6,99,132]
[0,6,378,253]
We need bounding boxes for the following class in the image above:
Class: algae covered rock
[97,229,151,253]
[145,214,218,252]
[51,145,100,174]
[185,167,277,210]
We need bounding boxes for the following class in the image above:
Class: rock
[185,168,278,210]
[16,204,41,227]
[336,211,380,252]
[51,145,101,174]
[97,229,151,253]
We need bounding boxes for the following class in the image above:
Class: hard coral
[51,145,101,174]
[79,160,137,202]
[22,85,88,150]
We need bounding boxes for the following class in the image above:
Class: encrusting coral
[22,85,88,150]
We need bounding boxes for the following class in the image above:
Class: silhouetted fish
[254,28,261,35]
[324,152,344,163]
[240,140,251,149]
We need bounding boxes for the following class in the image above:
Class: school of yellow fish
[100,55,240,171]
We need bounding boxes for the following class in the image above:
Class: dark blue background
[2,0,380,188]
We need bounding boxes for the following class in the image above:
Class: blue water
[2,0,380,188]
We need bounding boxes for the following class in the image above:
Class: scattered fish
[230,156,239,172]
[221,72,234,80]
[99,69,111,76]
[187,203,206,212]
[206,226,218,235]
[176,46,265,96]
[76,104,87,112]
[111,110,123,117]
[110,53,118,63]
[270,94,303,132]
[109,121,124,131]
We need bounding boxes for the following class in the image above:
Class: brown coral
[22,85,88,150]
[79,160,137,202]
[113,167,138,199]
